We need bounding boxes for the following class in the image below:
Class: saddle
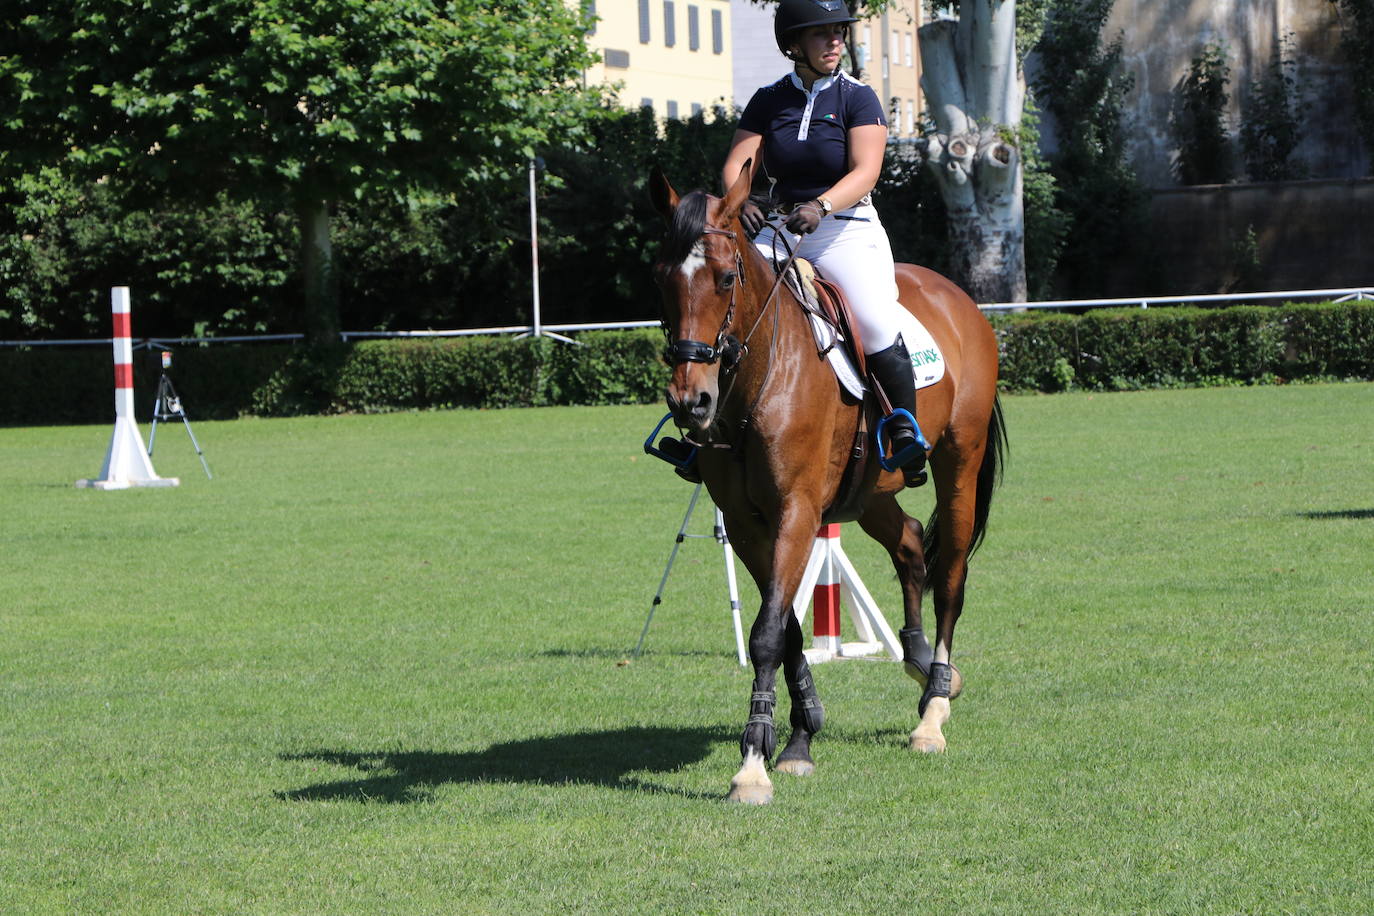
[782,259,879,524]
[786,259,868,378]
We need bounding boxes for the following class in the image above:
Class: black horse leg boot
[868,333,928,487]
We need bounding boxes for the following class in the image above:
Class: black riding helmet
[773,0,857,57]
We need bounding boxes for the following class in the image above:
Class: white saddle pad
[809,309,946,400]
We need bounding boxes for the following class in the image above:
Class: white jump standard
[75,287,179,490]
[792,523,902,664]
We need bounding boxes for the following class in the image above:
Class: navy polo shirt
[738,71,887,204]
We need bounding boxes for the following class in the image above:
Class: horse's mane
[661,189,709,267]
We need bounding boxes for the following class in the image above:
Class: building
[852,0,923,138]
[581,0,923,132]
[582,0,734,120]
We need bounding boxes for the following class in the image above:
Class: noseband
[663,226,748,372]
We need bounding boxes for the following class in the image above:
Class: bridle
[662,225,748,371]
[662,218,801,442]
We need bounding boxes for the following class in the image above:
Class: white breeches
[752,203,904,354]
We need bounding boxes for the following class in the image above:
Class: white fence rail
[3,287,1371,348]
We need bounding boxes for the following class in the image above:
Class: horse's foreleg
[728,508,820,804]
[774,613,824,776]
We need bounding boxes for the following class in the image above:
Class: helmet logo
[814,0,845,8]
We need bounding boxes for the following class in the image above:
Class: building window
[890,29,899,63]
[711,9,723,53]
[664,1,676,47]
[906,98,915,135]
[641,97,654,110]
[638,0,650,43]
[691,102,703,116]
[584,0,596,35]
[604,48,630,69]
[904,32,913,67]
[667,100,679,118]
[688,5,700,51]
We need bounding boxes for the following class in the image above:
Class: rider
[723,0,926,485]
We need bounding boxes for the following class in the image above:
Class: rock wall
[1104,0,1368,186]
[1124,177,1374,296]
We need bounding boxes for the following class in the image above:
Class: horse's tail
[923,394,1007,590]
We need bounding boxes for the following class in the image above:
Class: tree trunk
[917,2,1028,304]
[296,197,340,344]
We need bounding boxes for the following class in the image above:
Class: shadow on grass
[1298,509,1374,520]
[539,647,734,660]
[278,725,733,803]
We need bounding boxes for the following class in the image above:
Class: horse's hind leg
[907,442,986,754]
[774,613,824,776]
[858,496,965,698]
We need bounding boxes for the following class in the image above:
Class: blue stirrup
[876,408,930,472]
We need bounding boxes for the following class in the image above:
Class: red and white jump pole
[75,288,178,490]
[792,523,901,664]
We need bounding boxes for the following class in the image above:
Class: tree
[1239,36,1305,182]
[0,0,602,341]
[917,0,1031,303]
[1170,42,1234,185]
[1032,0,1146,298]
[1330,0,1374,173]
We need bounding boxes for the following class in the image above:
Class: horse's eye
[719,271,737,291]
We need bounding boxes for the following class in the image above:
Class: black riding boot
[868,334,928,487]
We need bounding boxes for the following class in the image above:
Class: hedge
[991,300,1374,391]
[3,302,1371,426]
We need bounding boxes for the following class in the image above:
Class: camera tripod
[632,483,748,666]
[148,370,212,479]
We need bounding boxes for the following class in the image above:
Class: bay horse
[649,165,1006,805]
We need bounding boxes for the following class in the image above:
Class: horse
[648,164,1007,805]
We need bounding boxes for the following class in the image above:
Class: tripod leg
[716,508,747,667]
[632,483,703,659]
[179,416,213,480]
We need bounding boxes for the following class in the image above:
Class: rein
[663,221,801,446]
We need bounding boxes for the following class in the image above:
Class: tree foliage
[1330,0,1374,173]
[1171,42,1234,185]
[0,0,603,338]
[1032,0,1146,297]
[1239,37,1306,182]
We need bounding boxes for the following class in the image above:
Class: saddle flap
[811,275,866,378]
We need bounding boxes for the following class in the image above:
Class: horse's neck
[724,259,819,422]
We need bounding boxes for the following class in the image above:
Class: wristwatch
[817,196,833,214]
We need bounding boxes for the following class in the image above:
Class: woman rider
[723,0,926,484]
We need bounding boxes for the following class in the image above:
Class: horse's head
[649,164,753,434]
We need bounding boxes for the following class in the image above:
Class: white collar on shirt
[788,71,839,141]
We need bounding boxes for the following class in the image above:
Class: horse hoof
[909,731,947,754]
[727,782,774,804]
[727,749,773,804]
[774,757,815,776]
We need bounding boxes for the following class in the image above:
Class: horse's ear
[721,158,752,216]
[649,166,679,221]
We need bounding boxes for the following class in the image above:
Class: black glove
[740,200,767,237]
[785,200,823,235]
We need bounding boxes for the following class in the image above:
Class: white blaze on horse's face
[678,239,707,281]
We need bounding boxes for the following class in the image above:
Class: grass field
[1,384,1371,914]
